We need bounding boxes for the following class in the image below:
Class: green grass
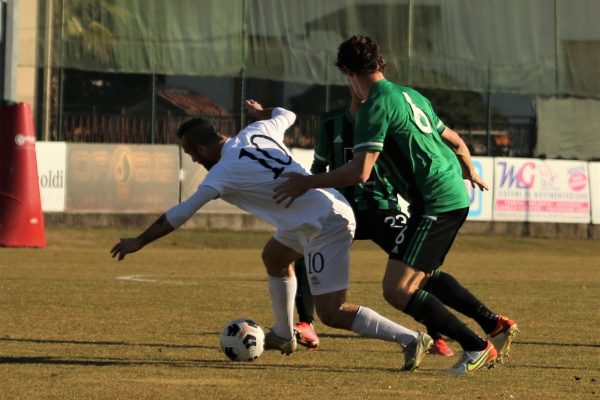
[1,228,599,399]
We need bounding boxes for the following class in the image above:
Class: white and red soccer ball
[219,318,265,362]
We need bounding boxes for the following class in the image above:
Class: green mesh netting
[37,0,600,97]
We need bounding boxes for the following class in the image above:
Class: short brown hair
[176,118,223,145]
[335,35,386,75]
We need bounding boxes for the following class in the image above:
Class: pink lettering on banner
[495,200,589,213]
[568,172,588,191]
[517,162,536,189]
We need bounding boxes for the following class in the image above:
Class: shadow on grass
[316,334,600,349]
[0,337,210,350]
[0,355,233,368]
[4,335,599,350]
[0,355,427,374]
[515,340,600,348]
[4,354,598,375]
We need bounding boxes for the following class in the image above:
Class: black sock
[425,270,498,334]
[426,327,443,341]
[405,289,487,351]
[294,258,314,324]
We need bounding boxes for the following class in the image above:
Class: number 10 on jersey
[307,252,324,274]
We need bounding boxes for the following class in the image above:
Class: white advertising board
[589,163,600,225]
[35,141,67,212]
[290,148,314,172]
[466,157,494,221]
[493,158,590,223]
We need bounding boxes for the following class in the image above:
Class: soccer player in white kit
[111,99,433,371]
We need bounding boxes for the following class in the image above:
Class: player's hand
[273,172,310,208]
[245,99,272,121]
[110,238,143,261]
[468,172,489,191]
[245,99,263,113]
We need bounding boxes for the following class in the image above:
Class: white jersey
[165,108,354,238]
[200,108,353,237]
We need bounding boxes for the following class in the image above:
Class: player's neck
[216,138,227,155]
[358,72,385,98]
[366,71,385,84]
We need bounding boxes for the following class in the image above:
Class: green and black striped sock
[405,289,487,351]
[426,270,498,334]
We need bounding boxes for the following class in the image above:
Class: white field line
[115,275,197,286]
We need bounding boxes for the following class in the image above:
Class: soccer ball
[219,318,265,362]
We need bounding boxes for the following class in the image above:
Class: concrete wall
[43,212,600,240]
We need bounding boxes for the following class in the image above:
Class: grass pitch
[1,227,599,399]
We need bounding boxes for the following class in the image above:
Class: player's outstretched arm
[441,127,488,191]
[110,214,175,261]
[273,151,379,207]
[110,186,220,261]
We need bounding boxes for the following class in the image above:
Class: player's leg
[383,208,497,374]
[359,209,454,356]
[383,259,496,374]
[306,219,432,371]
[261,236,302,354]
[424,269,517,359]
[312,289,432,371]
[293,258,320,348]
[294,258,315,324]
[416,208,518,361]
[312,289,416,341]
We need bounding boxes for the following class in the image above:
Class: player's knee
[261,247,283,275]
[382,285,411,311]
[261,247,272,268]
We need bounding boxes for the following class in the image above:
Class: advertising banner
[36,141,67,212]
[466,157,494,221]
[66,144,179,213]
[589,163,600,225]
[493,158,590,223]
[289,148,314,172]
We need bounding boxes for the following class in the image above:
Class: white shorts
[274,210,355,296]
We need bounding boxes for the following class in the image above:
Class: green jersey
[353,80,469,214]
[311,105,400,212]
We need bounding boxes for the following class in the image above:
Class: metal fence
[60,109,534,156]
[62,110,239,144]
[61,110,320,148]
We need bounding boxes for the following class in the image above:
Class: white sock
[268,275,297,340]
[350,306,418,346]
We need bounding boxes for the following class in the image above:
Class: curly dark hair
[335,35,386,75]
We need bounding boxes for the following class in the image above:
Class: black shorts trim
[388,207,469,273]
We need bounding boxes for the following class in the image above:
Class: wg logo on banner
[497,161,535,189]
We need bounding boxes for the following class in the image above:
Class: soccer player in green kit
[293,87,454,357]
[276,35,518,375]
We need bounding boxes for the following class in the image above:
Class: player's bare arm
[273,151,379,207]
[441,127,488,191]
[110,214,175,261]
